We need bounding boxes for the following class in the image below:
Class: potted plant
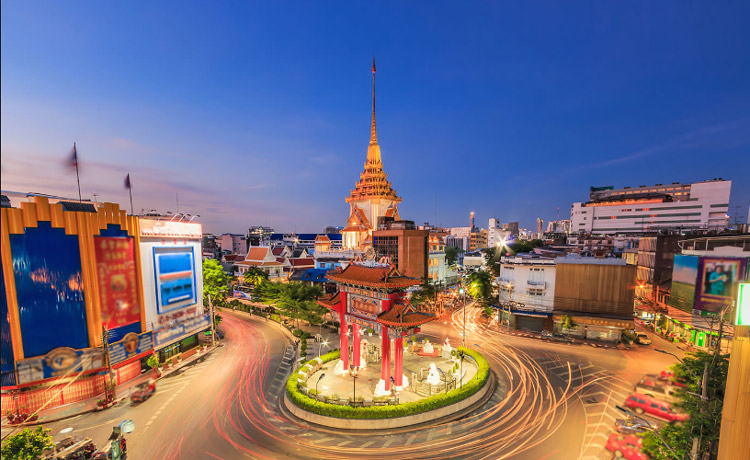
[147,354,161,378]
[366,328,374,337]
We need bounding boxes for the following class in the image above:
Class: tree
[410,279,438,310]
[467,270,494,307]
[203,259,230,307]
[482,247,501,276]
[254,281,323,328]
[560,314,576,337]
[640,351,729,460]
[214,313,223,328]
[147,354,160,374]
[1,426,54,460]
[243,267,268,286]
[445,246,461,266]
[482,306,495,318]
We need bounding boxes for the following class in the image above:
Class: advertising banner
[95,237,141,330]
[16,347,104,385]
[154,314,210,348]
[669,255,700,312]
[109,331,154,365]
[694,257,748,315]
[153,248,197,314]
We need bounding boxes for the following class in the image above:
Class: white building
[234,246,286,279]
[487,218,513,248]
[570,179,731,235]
[496,256,556,331]
[462,252,487,272]
[446,235,469,252]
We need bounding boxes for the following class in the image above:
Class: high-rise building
[470,211,476,231]
[342,60,401,250]
[570,179,731,234]
[247,226,275,246]
[536,218,544,239]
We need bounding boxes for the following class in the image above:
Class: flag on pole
[69,143,78,169]
[125,173,134,215]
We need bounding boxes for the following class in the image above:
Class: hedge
[286,346,490,419]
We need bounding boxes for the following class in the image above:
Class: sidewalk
[1,343,220,428]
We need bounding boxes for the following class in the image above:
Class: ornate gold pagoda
[342,59,402,251]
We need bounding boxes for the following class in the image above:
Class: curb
[1,345,220,429]
[282,371,496,431]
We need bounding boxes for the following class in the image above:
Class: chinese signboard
[109,331,153,365]
[95,237,141,330]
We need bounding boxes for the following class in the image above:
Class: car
[615,417,651,435]
[130,381,156,403]
[659,370,688,388]
[635,332,652,345]
[605,433,648,460]
[625,393,689,423]
[635,374,679,402]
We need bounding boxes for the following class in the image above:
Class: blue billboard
[153,247,197,314]
[10,222,89,358]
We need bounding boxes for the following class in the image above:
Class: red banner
[94,237,141,329]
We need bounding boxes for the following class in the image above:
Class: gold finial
[370,57,377,146]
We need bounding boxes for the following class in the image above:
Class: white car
[636,332,652,345]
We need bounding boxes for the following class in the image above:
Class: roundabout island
[284,262,494,429]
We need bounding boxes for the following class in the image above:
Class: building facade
[372,220,428,280]
[570,179,731,234]
[496,256,556,331]
[218,233,247,255]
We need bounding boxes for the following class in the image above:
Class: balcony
[527,280,546,288]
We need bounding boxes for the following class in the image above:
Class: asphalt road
[35,307,682,459]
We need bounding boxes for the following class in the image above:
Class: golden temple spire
[370,57,377,145]
[366,57,382,165]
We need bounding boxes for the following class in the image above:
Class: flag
[69,143,78,170]
[124,173,131,190]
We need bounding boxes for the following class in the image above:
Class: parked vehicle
[659,370,687,388]
[130,381,156,403]
[635,374,679,402]
[625,393,689,423]
[43,436,97,459]
[635,332,651,345]
[614,417,651,435]
[605,433,648,460]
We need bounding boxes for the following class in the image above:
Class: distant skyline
[2,1,749,234]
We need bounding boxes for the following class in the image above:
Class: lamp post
[459,285,466,348]
[319,340,328,359]
[349,365,359,407]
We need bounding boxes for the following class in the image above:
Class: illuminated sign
[153,247,197,314]
[109,331,153,364]
[737,282,750,326]
[139,219,202,239]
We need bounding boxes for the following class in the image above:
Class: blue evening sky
[2,1,749,234]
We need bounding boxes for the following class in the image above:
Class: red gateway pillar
[352,323,361,368]
[381,326,391,391]
[339,291,349,369]
[394,336,403,388]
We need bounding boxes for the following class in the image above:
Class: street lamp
[349,365,360,407]
[459,286,466,348]
[316,373,325,403]
[319,340,329,359]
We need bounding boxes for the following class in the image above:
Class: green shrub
[293,329,303,337]
[286,346,489,419]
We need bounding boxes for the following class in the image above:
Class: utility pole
[102,326,116,403]
[208,294,216,348]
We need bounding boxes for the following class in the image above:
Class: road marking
[381,438,394,448]
[405,433,418,445]
[337,440,353,447]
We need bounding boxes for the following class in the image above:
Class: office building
[570,179,731,234]
[372,220,428,279]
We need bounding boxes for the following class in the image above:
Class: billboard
[16,347,104,385]
[670,255,700,311]
[694,257,748,314]
[153,247,197,314]
[154,314,210,348]
[109,331,153,365]
[95,237,141,332]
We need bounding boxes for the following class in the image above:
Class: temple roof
[318,292,341,310]
[377,301,435,327]
[327,263,419,288]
